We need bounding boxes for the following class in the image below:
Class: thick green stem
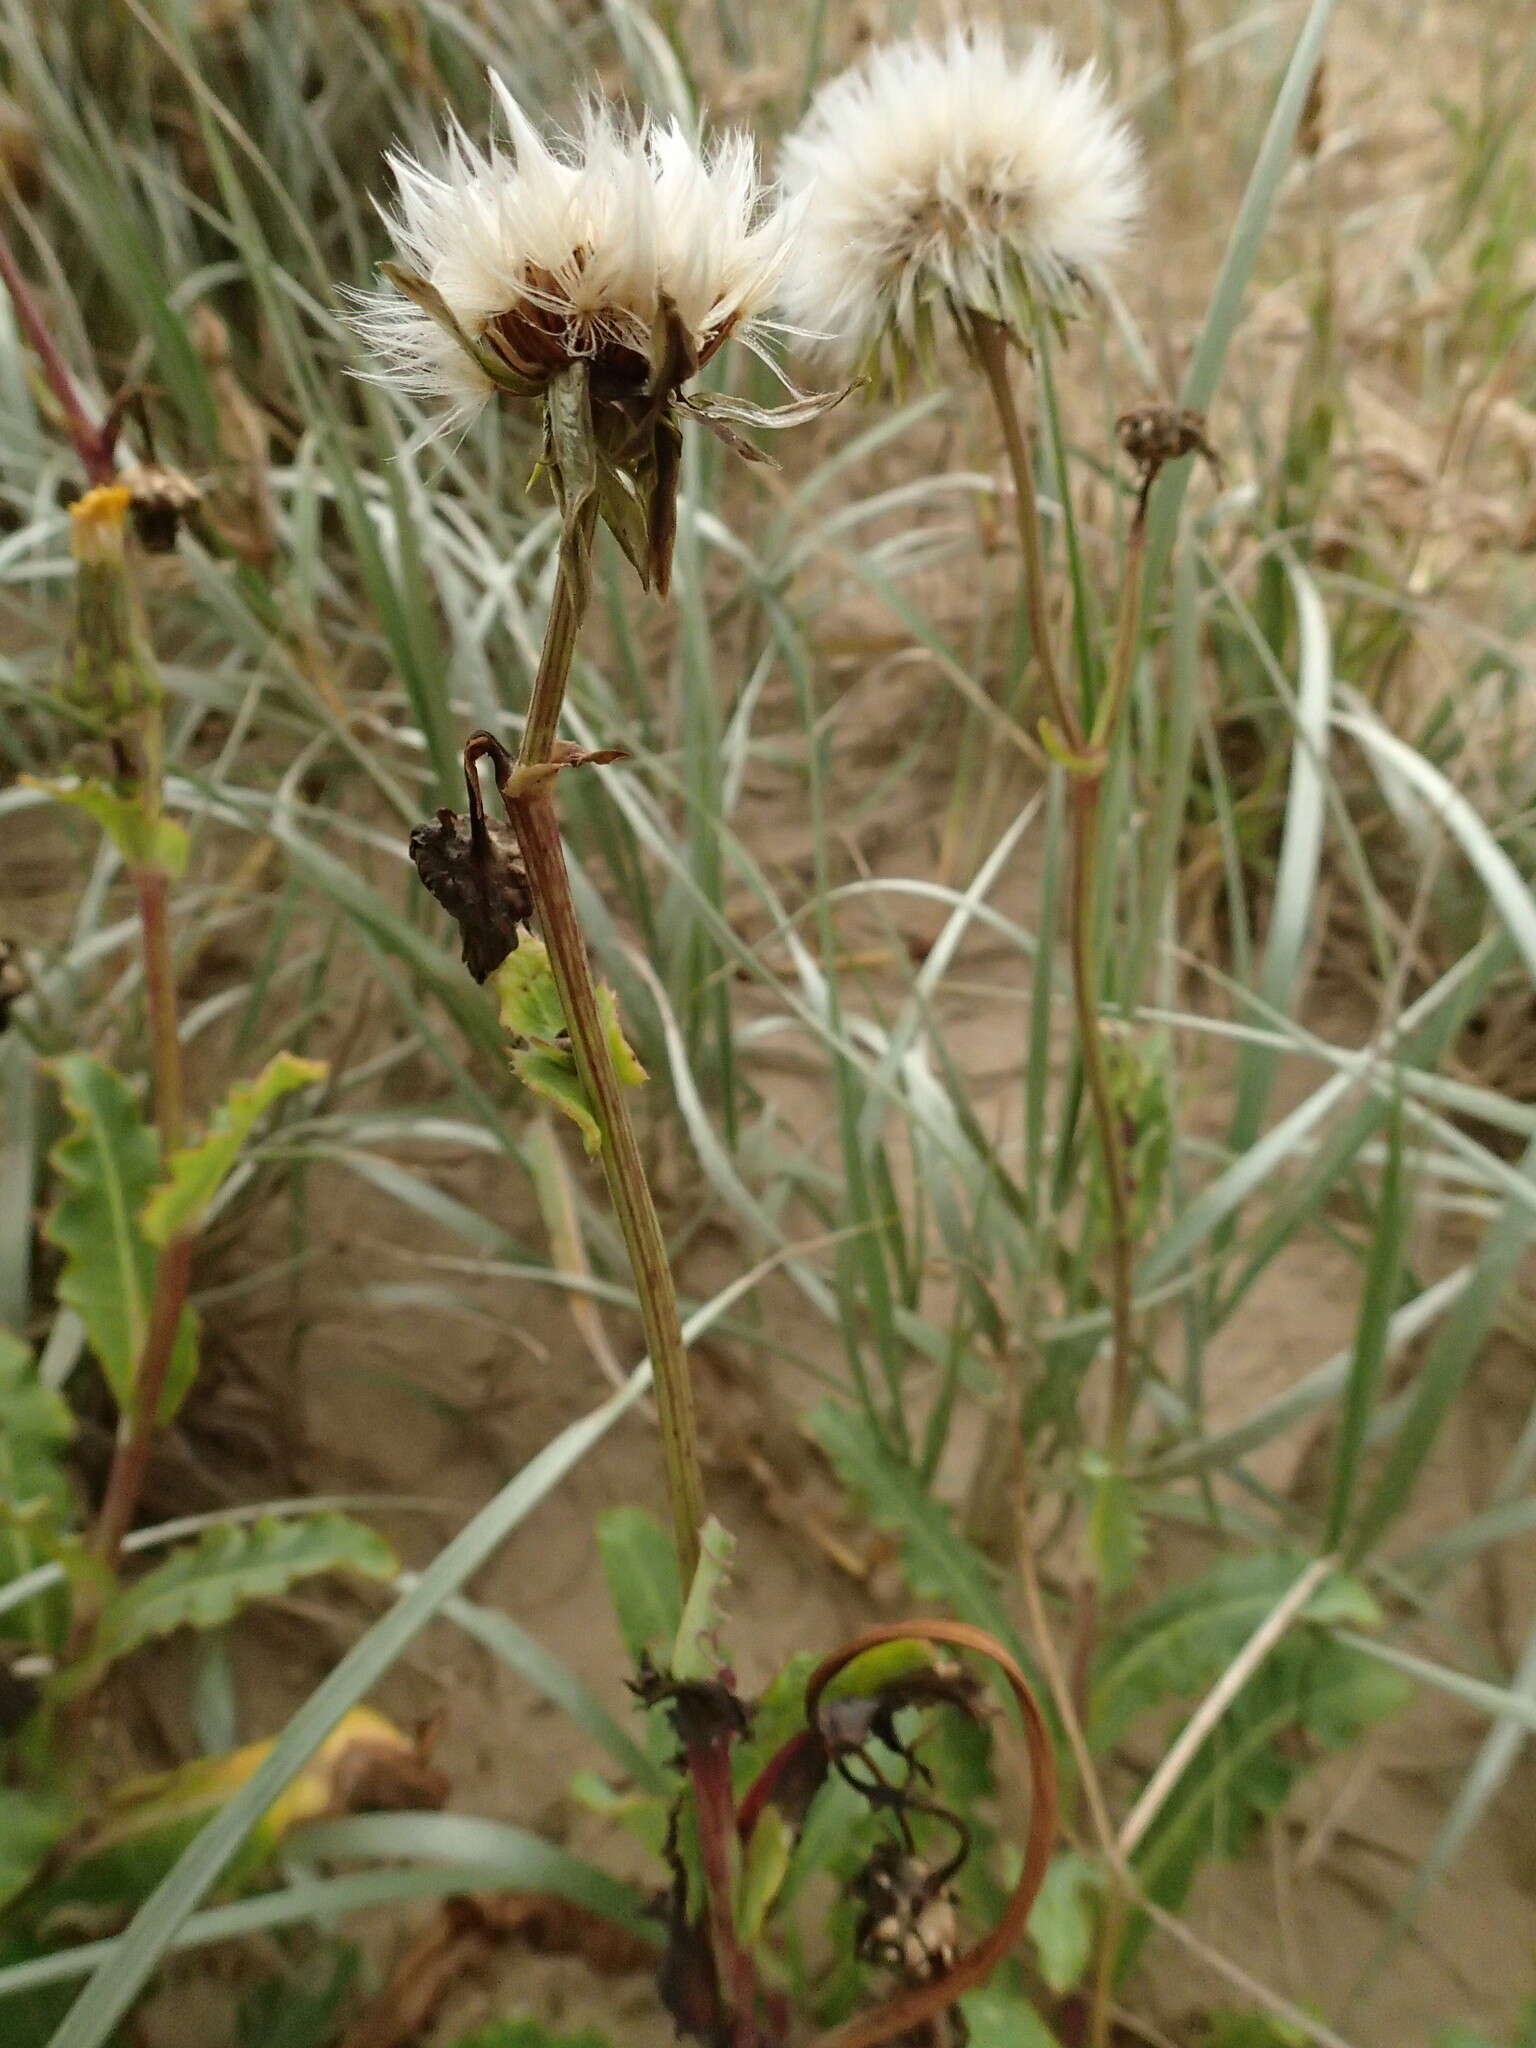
[517,499,598,773]
[503,780,708,1583]
[491,504,709,1585]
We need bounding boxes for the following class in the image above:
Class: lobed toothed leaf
[670,1516,734,1684]
[141,1053,326,1246]
[492,940,644,1155]
[0,1333,74,1647]
[44,1056,198,1416]
[81,1514,396,1680]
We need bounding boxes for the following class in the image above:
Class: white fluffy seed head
[353,77,792,431]
[779,27,1144,376]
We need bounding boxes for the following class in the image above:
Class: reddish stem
[89,864,188,1570]
[735,1726,823,1846]
[687,1731,761,2048]
[0,224,117,484]
[90,1233,194,1567]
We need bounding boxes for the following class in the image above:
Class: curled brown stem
[803,1619,1060,2048]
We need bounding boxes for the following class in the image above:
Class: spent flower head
[779,27,1143,379]
[355,78,837,589]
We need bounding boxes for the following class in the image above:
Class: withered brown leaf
[408,807,533,983]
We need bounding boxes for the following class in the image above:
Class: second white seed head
[779,27,1144,375]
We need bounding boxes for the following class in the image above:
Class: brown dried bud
[1117,405,1221,478]
[1116,405,1223,485]
[119,461,203,554]
[408,807,532,983]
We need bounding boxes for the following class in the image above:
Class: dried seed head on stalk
[354,79,789,424]
[779,27,1143,379]
[354,77,837,588]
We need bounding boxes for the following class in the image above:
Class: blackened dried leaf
[408,807,532,983]
[629,1654,752,1751]
[658,1896,726,2046]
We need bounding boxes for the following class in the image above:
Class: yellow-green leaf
[736,1807,791,1947]
[0,1333,74,1646]
[18,1707,434,1934]
[22,777,188,877]
[596,983,646,1086]
[0,1790,70,1915]
[820,1637,945,1706]
[493,940,644,1155]
[44,1056,198,1414]
[510,1048,601,1154]
[142,1053,326,1246]
[492,937,569,1047]
[671,1516,735,1684]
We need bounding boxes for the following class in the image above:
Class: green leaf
[810,1403,1022,1657]
[84,1515,396,1678]
[671,1516,734,1683]
[545,361,597,532]
[0,1791,70,1914]
[736,1808,791,1947]
[141,1054,326,1246]
[443,2023,611,2048]
[1130,1634,1408,1925]
[1206,2014,1311,2048]
[235,1949,360,2048]
[508,1049,601,1155]
[821,1638,944,1706]
[494,941,570,1049]
[0,1333,72,1519]
[1028,1849,1103,1996]
[1090,1552,1381,1752]
[1327,1094,1408,1551]
[1349,1124,1536,1562]
[0,1333,74,1645]
[492,940,644,1156]
[44,1057,198,1415]
[960,1987,1063,2047]
[22,779,188,877]
[596,1507,681,1665]
[596,984,646,1087]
